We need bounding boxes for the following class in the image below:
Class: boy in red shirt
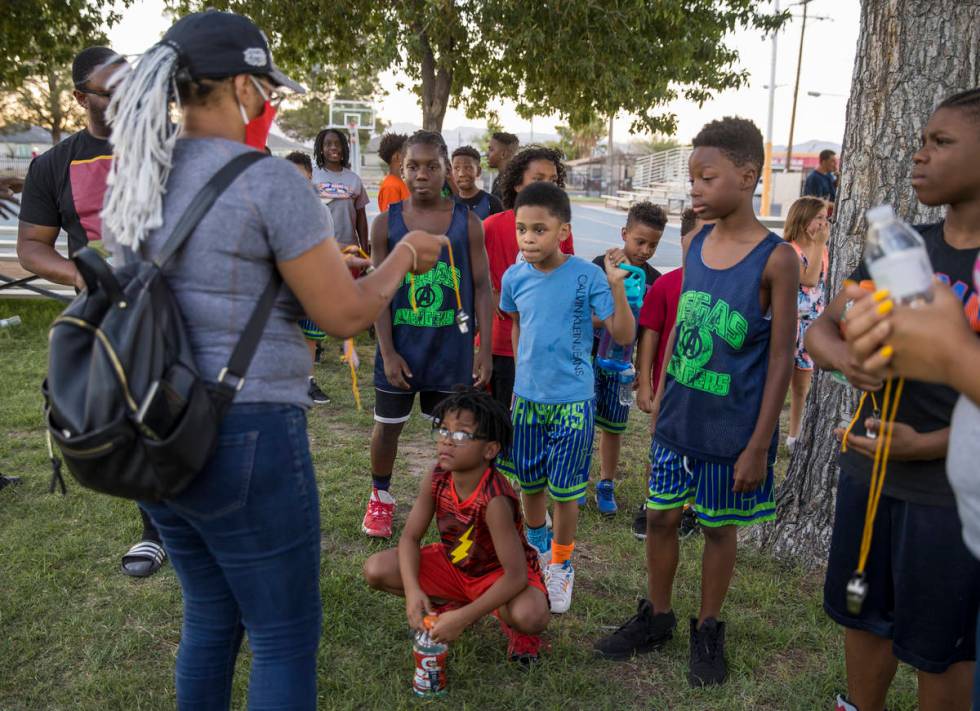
[363,388,549,663]
[483,146,575,410]
[632,209,704,540]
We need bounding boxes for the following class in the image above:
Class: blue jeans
[142,403,321,710]
[975,612,980,710]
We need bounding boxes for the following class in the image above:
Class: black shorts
[373,388,452,425]
[824,469,980,673]
[490,355,515,410]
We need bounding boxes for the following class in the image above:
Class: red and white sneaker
[498,618,542,666]
[361,488,395,538]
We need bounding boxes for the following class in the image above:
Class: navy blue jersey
[654,226,783,465]
[374,201,475,391]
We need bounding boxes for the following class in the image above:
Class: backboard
[328,100,375,131]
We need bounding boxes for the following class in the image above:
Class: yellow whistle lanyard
[340,245,371,410]
[407,240,463,314]
[840,378,905,577]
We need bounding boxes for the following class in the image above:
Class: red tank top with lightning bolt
[431,467,542,579]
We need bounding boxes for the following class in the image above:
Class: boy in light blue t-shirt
[499,181,635,614]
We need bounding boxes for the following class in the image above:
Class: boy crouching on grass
[363,388,550,663]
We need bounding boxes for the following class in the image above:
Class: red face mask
[240,76,278,150]
[244,100,276,150]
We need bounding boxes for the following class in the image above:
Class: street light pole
[784,0,810,174]
[761,0,779,216]
[607,114,615,194]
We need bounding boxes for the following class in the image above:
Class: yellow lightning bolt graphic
[450,525,475,564]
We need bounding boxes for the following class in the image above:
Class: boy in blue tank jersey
[499,181,636,614]
[365,131,494,540]
[594,117,798,687]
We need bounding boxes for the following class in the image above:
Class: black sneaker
[679,507,699,539]
[688,617,727,687]
[593,599,677,660]
[308,378,330,404]
[632,504,647,540]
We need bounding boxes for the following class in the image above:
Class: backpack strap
[213,272,281,399]
[155,151,269,268]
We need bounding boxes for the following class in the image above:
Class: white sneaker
[546,561,575,614]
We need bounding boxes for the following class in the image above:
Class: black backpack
[43,151,278,501]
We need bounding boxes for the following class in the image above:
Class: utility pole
[607,114,615,194]
[761,0,779,216]
[784,0,810,174]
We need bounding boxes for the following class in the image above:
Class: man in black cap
[17,47,168,579]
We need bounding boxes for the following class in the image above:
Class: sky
[107,0,860,146]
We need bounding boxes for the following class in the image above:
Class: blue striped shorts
[646,441,776,527]
[505,396,595,501]
[298,318,325,341]
[594,365,630,434]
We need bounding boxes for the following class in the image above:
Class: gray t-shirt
[311,166,368,247]
[106,137,331,408]
[948,395,980,558]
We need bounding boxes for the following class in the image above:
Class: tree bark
[748,0,980,568]
[47,69,63,144]
[418,31,452,132]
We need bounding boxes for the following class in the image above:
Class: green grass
[0,298,919,709]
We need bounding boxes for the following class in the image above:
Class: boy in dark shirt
[452,145,504,220]
[594,117,798,687]
[365,131,494,540]
[589,201,665,516]
[18,47,170,580]
[805,90,980,711]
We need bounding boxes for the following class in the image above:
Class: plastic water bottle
[412,616,448,697]
[618,363,636,407]
[0,316,21,329]
[864,205,934,306]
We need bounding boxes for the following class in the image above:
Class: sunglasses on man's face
[75,85,113,99]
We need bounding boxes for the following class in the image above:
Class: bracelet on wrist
[398,241,418,272]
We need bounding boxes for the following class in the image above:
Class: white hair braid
[101,43,181,249]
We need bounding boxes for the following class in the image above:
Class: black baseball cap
[161,10,304,93]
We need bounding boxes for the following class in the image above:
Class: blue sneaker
[526,524,552,569]
[595,480,618,517]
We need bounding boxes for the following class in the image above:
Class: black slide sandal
[121,540,167,578]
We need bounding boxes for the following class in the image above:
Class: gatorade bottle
[412,615,448,697]
[864,205,934,306]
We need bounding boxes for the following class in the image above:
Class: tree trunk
[418,31,452,132]
[748,0,980,568]
[47,69,63,144]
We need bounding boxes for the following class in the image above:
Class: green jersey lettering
[667,290,748,398]
[393,262,460,329]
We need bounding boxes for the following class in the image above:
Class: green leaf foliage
[171,0,786,133]
[0,0,130,88]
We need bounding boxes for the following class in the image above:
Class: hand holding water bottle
[843,279,972,384]
[864,205,934,306]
